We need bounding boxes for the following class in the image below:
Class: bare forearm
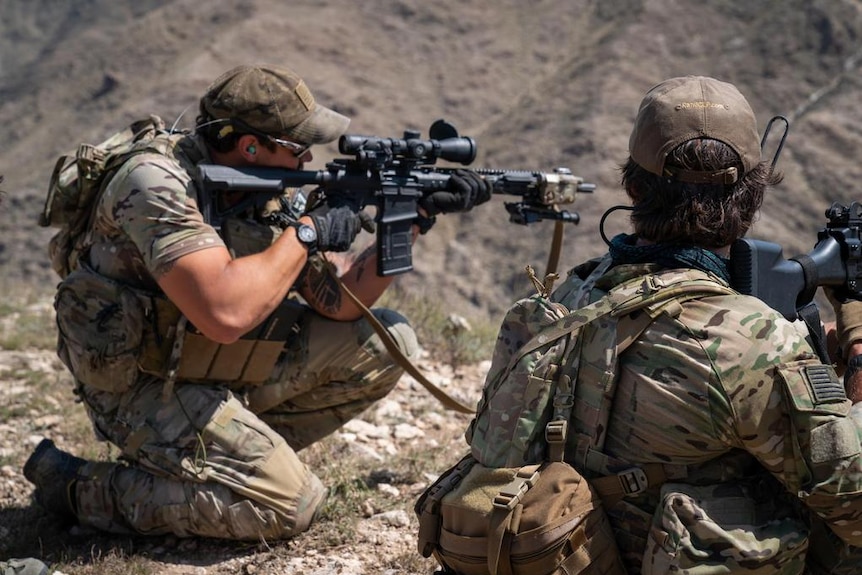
[300,225,419,320]
[301,244,394,320]
[159,226,310,342]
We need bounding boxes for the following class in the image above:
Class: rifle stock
[730,201,862,321]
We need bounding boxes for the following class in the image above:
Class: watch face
[297,224,317,244]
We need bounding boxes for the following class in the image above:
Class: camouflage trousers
[72,307,417,540]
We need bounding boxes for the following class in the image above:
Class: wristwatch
[288,221,318,256]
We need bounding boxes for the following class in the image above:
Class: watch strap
[288,220,319,256]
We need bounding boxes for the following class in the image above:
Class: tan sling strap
[545,220,566,277]
[312,213,569,414]
[323,256,476,414]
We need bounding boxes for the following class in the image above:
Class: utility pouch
[54,264,147,393]
[176,297,306,385]
[416,454,624,575]
[642,481,809,575]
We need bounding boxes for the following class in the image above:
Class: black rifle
[730,201,862,321]
[196,120,595,276]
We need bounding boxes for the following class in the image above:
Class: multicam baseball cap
[199,64,350,145]
[629,75,762,184]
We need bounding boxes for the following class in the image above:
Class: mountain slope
[1,0,861,321]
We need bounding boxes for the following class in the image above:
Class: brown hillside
[1,0,861,323]
[3,2,862,573]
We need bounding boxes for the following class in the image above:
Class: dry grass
[0,281,488,574]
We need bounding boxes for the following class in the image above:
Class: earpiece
[247,145,256,155]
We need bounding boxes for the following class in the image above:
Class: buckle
[545,420,568,445]
[641,275,665,294]
[493,466,541,510]
[618,467,648,495]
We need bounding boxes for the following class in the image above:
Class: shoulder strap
[510,271,735,375]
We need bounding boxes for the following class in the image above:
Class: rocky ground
[0,305,491,574]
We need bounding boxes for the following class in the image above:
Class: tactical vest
[557,258,810,574]
[52,130,304,395]
[416,263,742,575]
[453,259,811,575]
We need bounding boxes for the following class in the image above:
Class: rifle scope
[339,130,477,165]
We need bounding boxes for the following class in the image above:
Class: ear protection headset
[247,144,256,155]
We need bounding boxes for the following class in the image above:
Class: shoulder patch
[804,365,846,404]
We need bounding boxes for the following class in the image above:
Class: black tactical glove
[419,169,492,216]
[307,203,373,253]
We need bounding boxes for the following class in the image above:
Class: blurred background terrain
[2,0,861,323]
[1,2,862,572]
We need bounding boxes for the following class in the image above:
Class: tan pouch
[416,455,625,575]
[175,297,306,385]
[54,265,146,393]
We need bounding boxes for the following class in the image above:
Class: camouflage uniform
[62,132,417,540]
[549,258,862,575]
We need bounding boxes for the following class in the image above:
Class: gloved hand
[307,203,374,253]
[826,288,862,360]
[419,169,492,216]
[826,288,862,402]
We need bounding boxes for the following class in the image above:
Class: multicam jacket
[87,132,221,289]
[550,256,862,575]
[54,132,307,392]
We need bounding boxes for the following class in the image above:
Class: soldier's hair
[620,139,782,249]
[195,114,278,154]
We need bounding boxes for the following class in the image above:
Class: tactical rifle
[196,120,595,277]
[729,202,862,323]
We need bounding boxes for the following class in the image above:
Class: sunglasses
[269,136,312,158]
[226,118,312,158]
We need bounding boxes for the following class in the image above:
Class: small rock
[393,423,423,440]
[374,509,411,527]
[376,483,400,497]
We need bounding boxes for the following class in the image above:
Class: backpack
[415,265,736,575]
[39,115,177,278]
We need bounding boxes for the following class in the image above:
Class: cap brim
[285,105,350,145]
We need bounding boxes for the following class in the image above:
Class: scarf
[608,233,731,284]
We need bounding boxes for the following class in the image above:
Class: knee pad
[360,308,419,361]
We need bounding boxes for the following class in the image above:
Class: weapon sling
[319,216,568,415]
[322,255,476,414]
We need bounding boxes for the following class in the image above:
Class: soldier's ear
[237,135,259,163]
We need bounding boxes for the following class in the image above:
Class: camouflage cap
[629,76,761,184]
[200,64,350,145]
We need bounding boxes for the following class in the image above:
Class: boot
[22,438,85,523]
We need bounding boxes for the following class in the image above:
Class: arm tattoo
[352,244,376,283]
[302,258,343,315]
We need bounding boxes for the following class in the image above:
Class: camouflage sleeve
[100,153,225,278]
[705,297,862,545]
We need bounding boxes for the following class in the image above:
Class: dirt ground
[0,337,490,574]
